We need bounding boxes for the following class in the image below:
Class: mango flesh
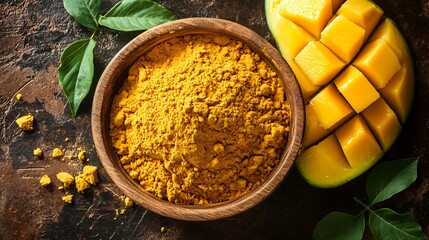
[337,0,383,39]
[320,15,366,62]
[302,105,330,147]
[309,84,353,130]
[353,39,401,89]
[362,98,402,150]
[335,115,382,170]
[334,66,380,113]
[265,6,320,99]
[266,0,414,187]
[296,134,352,187]
[295,41,345,86]
[278,0,333,38]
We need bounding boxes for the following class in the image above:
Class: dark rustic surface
[0,0,428,239]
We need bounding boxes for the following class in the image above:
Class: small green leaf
[312,212,365,240]
[369,208,426,240]
[98,0,176,31]
[64,0,102,29]
[367,157,419,205]
[58,39,96,117]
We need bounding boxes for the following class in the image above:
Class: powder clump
[34,148,43,157]
[56,172,74,188]
[15,114,34,131]
[52,148,63,158]
[40,174,51,187]
[110,35,290,204]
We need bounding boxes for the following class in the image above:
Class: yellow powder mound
[110,35,290,204]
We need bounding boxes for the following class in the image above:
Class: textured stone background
[0,0,428,239]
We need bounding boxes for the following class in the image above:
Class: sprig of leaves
[312,157,426,240]
[59,0,176,117]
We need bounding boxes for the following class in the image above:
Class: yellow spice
[62,194,73,204]
[77,150,86,161]
[52,148,63,158]
[82,165,98,185]
[15,114,34,131]
[110,35,290,204]
[75,174,90,193]
[40,174,51,187]
[33,148,43,157]
[121,196,134,207]
[56,172,74,188]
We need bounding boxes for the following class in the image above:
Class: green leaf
[367,157,419,205]
[58,39,96,117]
[64,0,102,29]
[98,0,176,31]
[312,212,365,240]
[369,208,426,240]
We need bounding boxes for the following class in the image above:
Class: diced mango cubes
[295,41,345,86]
[309,84,353,130]
[353,39,401,89]
[278,0,333,38]
[337,0,383,38]
[321,15,365,62]
[335,115,382,169]
[334,66,380,113]
[266,0,414,187]
[362,98,402,149]
[302,105,330,147]
[289,60,321,100]
[380,64,414,123]
[296,134,352,187]
[371,19,415,123]
[273,16,315,60]
[266,0,321,100]
[369,18,411,63]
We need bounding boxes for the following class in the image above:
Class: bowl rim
[91,17,304,221]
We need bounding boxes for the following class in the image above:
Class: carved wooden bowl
[92,18,304,221]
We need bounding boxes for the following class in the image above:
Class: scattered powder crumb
[33,148,43,157]
[77,149,86,162]
[52,148,63,158]
[40,174,51,187]
[121,196,134,207]
[15,114,34,131]
[161,227,166,233]
[16,93,23,100]
[62,194,73,204]
[75,174,91,193]
[82,165,98,185]
[114,209,126,220]
[56,172,74,188]
[74,165,98,193]
[67,162,78,167]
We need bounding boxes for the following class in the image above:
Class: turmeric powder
[110,34,290,204]
[15,114,34,131]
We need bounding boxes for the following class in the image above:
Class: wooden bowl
[91,18,304,221]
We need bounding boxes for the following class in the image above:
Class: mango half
[266,0,414,187]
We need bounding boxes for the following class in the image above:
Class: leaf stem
[356,208,366,217]
[354,197,375,214]
[90,29,98,39]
